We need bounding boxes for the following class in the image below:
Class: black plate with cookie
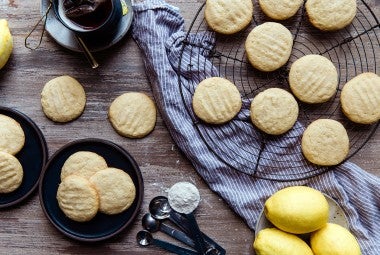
[39,138,144,242]
[0,106,48,209]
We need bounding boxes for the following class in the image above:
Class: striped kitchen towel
[132,1,380,254]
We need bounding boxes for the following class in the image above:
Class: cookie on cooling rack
[0,151,23,193]
[0,114,25,155]
[192,77,242,124]
[245,22,293,72]
[204,0,253,35]
[302,119,349,166]
[306,0,357,31]
[289,55,338,104]
[259,0,303,20]
[340,72,380,124]
[250,88,299,135]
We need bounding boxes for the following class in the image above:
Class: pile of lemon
[253,186,361,255]
[0,19,13,70]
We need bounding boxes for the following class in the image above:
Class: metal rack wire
[177,0,380,181]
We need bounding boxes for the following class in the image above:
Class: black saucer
[41,0,133,52]
[0,107,48,209]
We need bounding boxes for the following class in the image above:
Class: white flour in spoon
[168,182,200,214]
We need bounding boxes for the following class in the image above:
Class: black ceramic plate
[39,138,144,242]
[0,107,48,209]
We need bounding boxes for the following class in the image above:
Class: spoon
[75,34,99,69]
[142,213,195,248]
[136,230,200,255]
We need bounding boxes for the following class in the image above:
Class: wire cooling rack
[177,0,380,181]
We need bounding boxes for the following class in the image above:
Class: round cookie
[108,92,156,138]
[302,119,349,166]
[56,175,99,222]
[306,0,357,31]
[41,75,86,122]
[340,72,380,124]
[289,55,338,104]
[259,0,303,20]
[192,77,242,124]
[205,0,253,35]
[0,114,25,155]
[89,167,136,215]
[61,151,108,181]
[245,22,293,72]
[0,151,23,193]
[250,88,299,135]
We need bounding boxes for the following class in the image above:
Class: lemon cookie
[250,88,298,135]
[340,72,380,124]
[289,55,338,103]
[60,151,108,181]
[205,0,253,35]
[0,151,23,193]
[259,0,303,20]
[0,114,25,155]
[56,175,99,222]
[41,75,86,123]
[245,22,293,72]
[89,167,136,215]
[192,77,242,124]
[302,119,349,166]
[108,92,156,138]
[306,0,357,31]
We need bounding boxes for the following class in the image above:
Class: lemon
[265,186,329,234]
[311,223,361,255]
[253,228,313,255]
[0,19,13,70]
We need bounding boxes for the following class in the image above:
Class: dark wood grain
[0,0,379,254]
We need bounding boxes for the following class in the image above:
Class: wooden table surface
[1,0,379,254]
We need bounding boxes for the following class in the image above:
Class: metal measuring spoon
[136,230,200,255]
[142,213,195,248]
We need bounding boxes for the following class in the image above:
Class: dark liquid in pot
[67,1,112,29]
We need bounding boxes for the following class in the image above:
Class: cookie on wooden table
[302,119,349,166]
[108,92,157,138]
[89,167,136,215]
[340,72,380,124]
[306,0,357,31]
[245,22,293,72]
[250,88,299,135]
[0,151,23,193]
[205,0,253,34]
[259,0,303,20]
[0,114,25,155]
[289,55,338,104]
[192,77,242,124]
[56,175,99,222]
[41,75,86,123]
[60,151,108,181]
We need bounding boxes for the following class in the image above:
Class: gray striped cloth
[132,1,380,254]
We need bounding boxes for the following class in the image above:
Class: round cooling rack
[177,0,380,181]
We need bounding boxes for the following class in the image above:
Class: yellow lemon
[265,186,329,234]
[253,228,313,255]
[311,223,361,255]
[0,19,13,70]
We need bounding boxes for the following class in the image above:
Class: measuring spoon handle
[152,238,200,255]
[160,223,196,248]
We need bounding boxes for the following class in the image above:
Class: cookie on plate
[306,0,357,31]
[302,119,349,166]
[0,114,25,155]
[0,151,23,193]
[289,55,338,104]
[192,77,242,124]
[41,75,86,123]
[205,0,253,35]
[259,0,303,20]
[60,151,108,181]
[89,167,136,215]
[340,72,380,124]
[250,88,299,135]
[245,22,293,72]
[108,92,156,138]
[56,175,99,222]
